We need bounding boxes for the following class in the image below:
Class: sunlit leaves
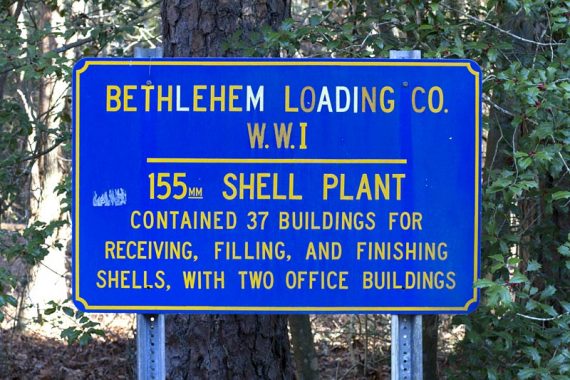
[45,300,106,346]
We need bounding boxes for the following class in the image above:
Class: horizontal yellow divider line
[147,158,407,164]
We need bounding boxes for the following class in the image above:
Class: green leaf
[418,24,434,31]
[6,295,17,306]
[540,285,557,299]
[552,191,570,200]
[62,306,75,317]
[519,157,533,170]
[487,284,513,306]
[309,15,321,27]
[523,347,541,365]
[510,272,528,284]
[491,262,505,273]
[489,176,513,192]
[490,254,504,262]
[79,333,91,346]
[548,353,568,369]
[558,245,570,257]
[474,279,495,288]
[540,304,558,317]
[89,329,106,337]
[488,48,498,62]
[518,368,537,379]
[526,260,541,272]
[61,327,81,343]
[82,321,99,329]
[508,257,521,266]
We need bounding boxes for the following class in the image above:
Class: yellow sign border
[74,59,480,312]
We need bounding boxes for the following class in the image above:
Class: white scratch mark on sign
[93,188,127,207]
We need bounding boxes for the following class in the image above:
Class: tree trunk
[21,1,70,328]
[166,314,293,378]
[162,0,290,57]
[422,315,438,379]
[161,0,294,377]
[289,315,319,380]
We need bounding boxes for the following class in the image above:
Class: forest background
[0,0,568,378]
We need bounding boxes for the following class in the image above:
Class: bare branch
[52,36,95,54]
[2,0,162,77]
[551,136,570,177]
[0,140,64,170]
[442,4,565,47]
[483,94,516,118]
[517,312,570,322]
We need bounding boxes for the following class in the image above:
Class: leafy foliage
[0,0,160,333]
[0,267,18,323]
[253,0,570,377]
[45,300,105,345]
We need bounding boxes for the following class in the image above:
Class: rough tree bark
[166,314,293,378]
[161,1,294,378]
[162,0,289,57]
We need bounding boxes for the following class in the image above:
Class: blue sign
[72,58,481,313]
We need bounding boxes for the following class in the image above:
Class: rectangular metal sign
[72,58,481,313]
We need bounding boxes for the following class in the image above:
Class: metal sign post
[134,47,166,380]
[389,50,423,380]
[137,314,165,380]
[391,314,422,380]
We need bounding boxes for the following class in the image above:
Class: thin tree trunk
[21,1,70,328]
[289,315,319,380]
[422,315,438,379]
[161,0,294,377]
